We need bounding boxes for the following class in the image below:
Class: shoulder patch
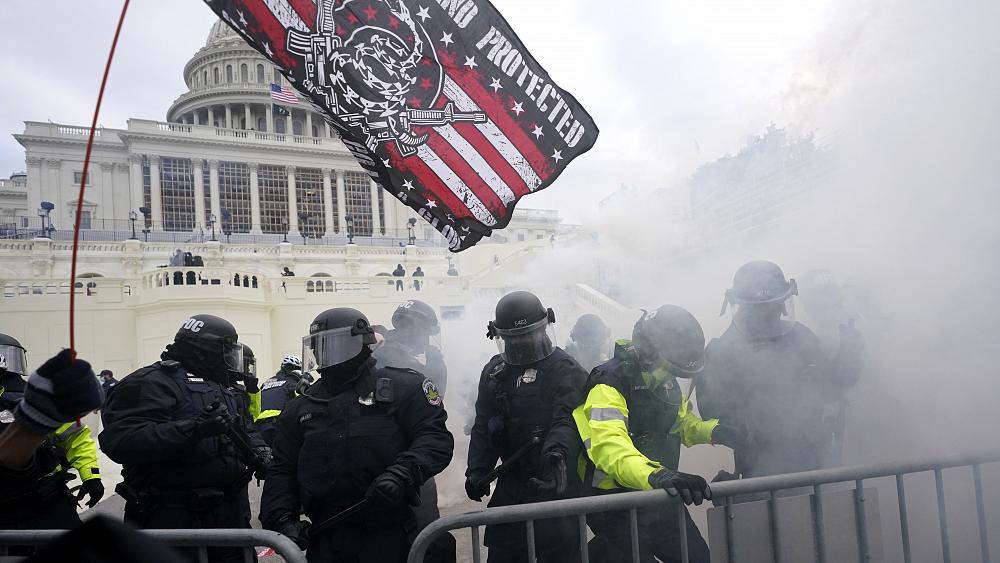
[421,378,442,406]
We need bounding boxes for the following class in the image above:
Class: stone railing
[142,267,267,291]
[127,119,343,150]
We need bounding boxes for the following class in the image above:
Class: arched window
[213,67,220,84]
[312,124,319,137]
[274,67,281,84]
[226,65,233,83]
[257,117,266,131]
[256,64,265,84]
[292,120,303,136]
[203,70,207,86]
[275,119,286,134]
[240,64,248,82]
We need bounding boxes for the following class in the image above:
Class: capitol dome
[166,20,328,139]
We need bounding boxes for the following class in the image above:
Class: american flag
[270,83,299,104]
[207,0,597,251]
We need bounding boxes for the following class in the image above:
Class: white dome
[206,19,241,47]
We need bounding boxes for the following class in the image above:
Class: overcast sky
[0,0,835,222]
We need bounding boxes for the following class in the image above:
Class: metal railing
[408,449,1000,563]
[0,528,305,563]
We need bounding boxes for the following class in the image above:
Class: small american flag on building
[270,83,299,104]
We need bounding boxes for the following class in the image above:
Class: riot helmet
[166,314,243,380]
[487,291,557,366]
[0,333,28,377]
[632,305,705,377]
[391,300,440,336]
[241,344,257,378]
[302,308,377,373]
[720,260,798,315]
[570,314,611,347]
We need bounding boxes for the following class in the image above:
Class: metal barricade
[408,449,1000,563]
[0,528,306,563]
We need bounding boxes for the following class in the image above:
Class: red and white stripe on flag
[270,83,299,104]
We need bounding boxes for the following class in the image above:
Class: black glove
[181,404,230,439]
[76,478,105,508]
[465,474,490,502]
[365,464,413,508]
[711,469,740,483]
[14,350,101,435]
[528,450,568,497]
[277,518,310,551]
[712,424,749,450]
[242,375,260,394]
[254,445,273,479]
[648,468,712,506]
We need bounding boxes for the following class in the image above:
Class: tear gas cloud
[430,0,1000,556]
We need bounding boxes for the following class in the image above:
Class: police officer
[100,315,269,563]
[375,299,448,396]
[575,306,738,563]
[261,308,454,563]
[231,344,261,422]
[696,261,864,479]
[0,339,103,531]
[466,291,589,563]
[564,314,613,372]
[254,354,312,447]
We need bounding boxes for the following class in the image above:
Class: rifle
[477,436,542,488]
[205,402,268,481]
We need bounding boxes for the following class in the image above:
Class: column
[383,190,398,237]
[100,162,115,227]
[321,168,334,236]
[335,169,346,233]
[369,179,382,236]
[225,104,233,129]
[244,104,252,130]
[148,155,163,227]
[115,163,130,224]
[26,157,42,217]
[324,120,331,138]
[287,166,298,233]
[265,104,274,133]
[207,107,215,128]
[127,154,142,212]
[305,111,313,137]
[181,115,189,125]
[192,111,200,126]
[208,159,221,224]
[249,162,262,234]
[192,159,205,230]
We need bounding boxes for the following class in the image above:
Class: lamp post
[281,219,289,243]
[407,217,417,245]
[299,212,309,245]
[128,210,138,240]
[208,214,218,242]
[139,206,151,241]
[38,201,54,238]
[345,214,354,244]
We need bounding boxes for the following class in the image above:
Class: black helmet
[570,314,611,345]
[391,300,440,336]
[171,314,243,372]
[0,333,28,377]
[241,343,256,378]
[488,291,557,365]
[632,305,705,376]
[720,260,798,315]
[302,307,377,372]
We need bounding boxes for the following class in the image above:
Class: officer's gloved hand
[253,445,273,479]
[711,424,750,450]
[528,450,568,497]
[277,518,310,551]
[465,474,490,502]
[76,478,105,508]
[365,464,413,508]
[182,404,230,439]
[14,349,101,435]
[242,375,260,394]
[647,468,712,506]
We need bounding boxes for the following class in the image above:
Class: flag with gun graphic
[203,0,598,251]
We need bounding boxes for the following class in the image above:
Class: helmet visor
[222,342,244,372]
[302,326,366,373]
[495,320,557,365]
[0,345,27,376]
[244,355,257,378]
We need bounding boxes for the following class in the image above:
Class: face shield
[244,356,257,378]
[0,345,27,377]
[490,316,557,366]
[221,341,244,372]
[302,326,372,373]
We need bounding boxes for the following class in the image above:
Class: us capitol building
[0,21,621,378]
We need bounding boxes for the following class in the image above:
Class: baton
[308,499,369,538]
[478,436,542,487]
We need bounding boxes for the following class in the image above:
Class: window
[214,67,219,84]
[79,210,92,230]
[258,165,288,234]
[257,117,267,132]
[344,171,373,236]
[275,119,286,134]
[202,163,211,226]
[218,162,251,233]
[312,124,319,137]
[160,157,195,231]
[256,64,264,84]
[73,171,90,185]
[518,233,525,241]
[142,158,152,228]
[240,64,248,82]
[203,70,207,86]
[377,182,386,235]
[226,65,233,83]
[296,168,324,238]
[274,67,281,84]
[292,120,303,136]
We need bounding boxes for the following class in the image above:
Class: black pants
[587,504,709,563]
[125,496,253,563]
[0,490,81,555]
[308,522,411,563]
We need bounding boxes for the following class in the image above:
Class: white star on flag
[489,77,503,92]
[551,149,563,162]
[263,42,273,57]
[382,158,391,168]
[440,32,454,47]
[511,101,524,116]
[426,199,438,209]
[402,179,415,191]
[237,9,247,26]
[464,56,478,69]
[531,125,544,139]
[416,6,430,21]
